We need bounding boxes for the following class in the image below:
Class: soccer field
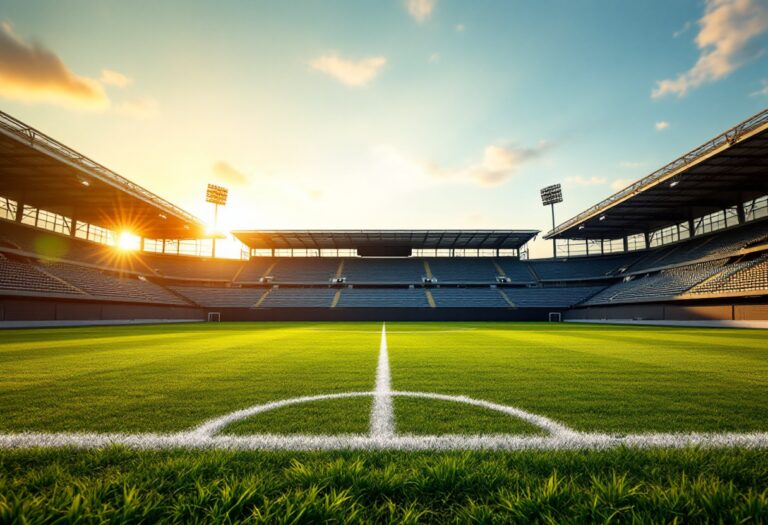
[1,322,768,522]
[1,322,767,440]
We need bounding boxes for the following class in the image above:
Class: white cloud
[455,23,466,32]
[751,79,768,96]
[564,176,608,186]
[425,140,553,186]
[611,178,635,191]
[113,97,158,118]
[619,161,642,168]
[310,53,386,87]
[655,120,670,131]
[100,69,131,88]
[405,0,436,22]
[371,140,551,188]
[652,0,768,98]
[0,21,108,109]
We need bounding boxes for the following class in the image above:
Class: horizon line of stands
[0,218,766,310]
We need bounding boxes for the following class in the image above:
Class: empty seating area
[0,258,82,296]
[430,287,509,307]
[233,259,277,282]
[507,286,605,307]
[689,256,768,295]
[343,258,425,283]
[336,288,429,308]
[629,220,768,271]
[259,287,337,308]
[530,255,634,281]
[0,215,765,313]
[170,286,266,307]
[494,259,537,283]
[142,254,245,281]
[425,258,498,282]
[39,262,189,305]
[269,258,340,283]
[0,220,145,270]
[583,260,731,305]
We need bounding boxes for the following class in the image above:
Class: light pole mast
[205,183,228,258]
[540,184,563,259]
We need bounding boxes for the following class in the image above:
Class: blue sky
[1,0,767,257]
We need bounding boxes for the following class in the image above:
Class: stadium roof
[0,111,207,239]
[546,108,768,240]
[232,230,539,250]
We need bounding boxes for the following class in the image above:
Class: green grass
[2,321,768,522]
[0,322,378,433]
[389,322,768,432]
[394,397,545,435]
[1,447,767,523]
[224,397,372,435]
[1,321,767,434]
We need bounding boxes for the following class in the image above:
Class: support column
[686,207,696,238]
[14,201,23,223]
[623,236,629,252]
[550,204,556,259]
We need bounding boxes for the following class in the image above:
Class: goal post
[207,312,221,322]
[548,312,562,322]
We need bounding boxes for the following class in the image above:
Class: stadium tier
[0,108,767,322]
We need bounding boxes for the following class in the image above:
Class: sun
[116,231,141,251]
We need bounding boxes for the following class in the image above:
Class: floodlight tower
[540,184,563,259]
[205,183,228,258]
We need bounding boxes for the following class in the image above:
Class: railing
[0,110,203,228]
[547,108,768,239]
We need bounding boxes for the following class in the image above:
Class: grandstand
[0,108,766,323]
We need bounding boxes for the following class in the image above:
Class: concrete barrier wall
[0,297,205,322]
[201,307,564,322]
[567,301,768,321]
[3,295,767,323]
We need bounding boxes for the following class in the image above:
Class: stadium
[2,1,768,521]
[1,109,766,324]
[2,106,768,520]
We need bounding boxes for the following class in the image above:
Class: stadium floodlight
[540,184,563,207]
[206,184,229,206]
[540,184,563,258]
[205,184,229,257]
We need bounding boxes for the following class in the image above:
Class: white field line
[3,431,768,451]
[370,323,395,438]
[5,390,768,450]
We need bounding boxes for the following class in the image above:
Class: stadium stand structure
[0,108,766,323]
